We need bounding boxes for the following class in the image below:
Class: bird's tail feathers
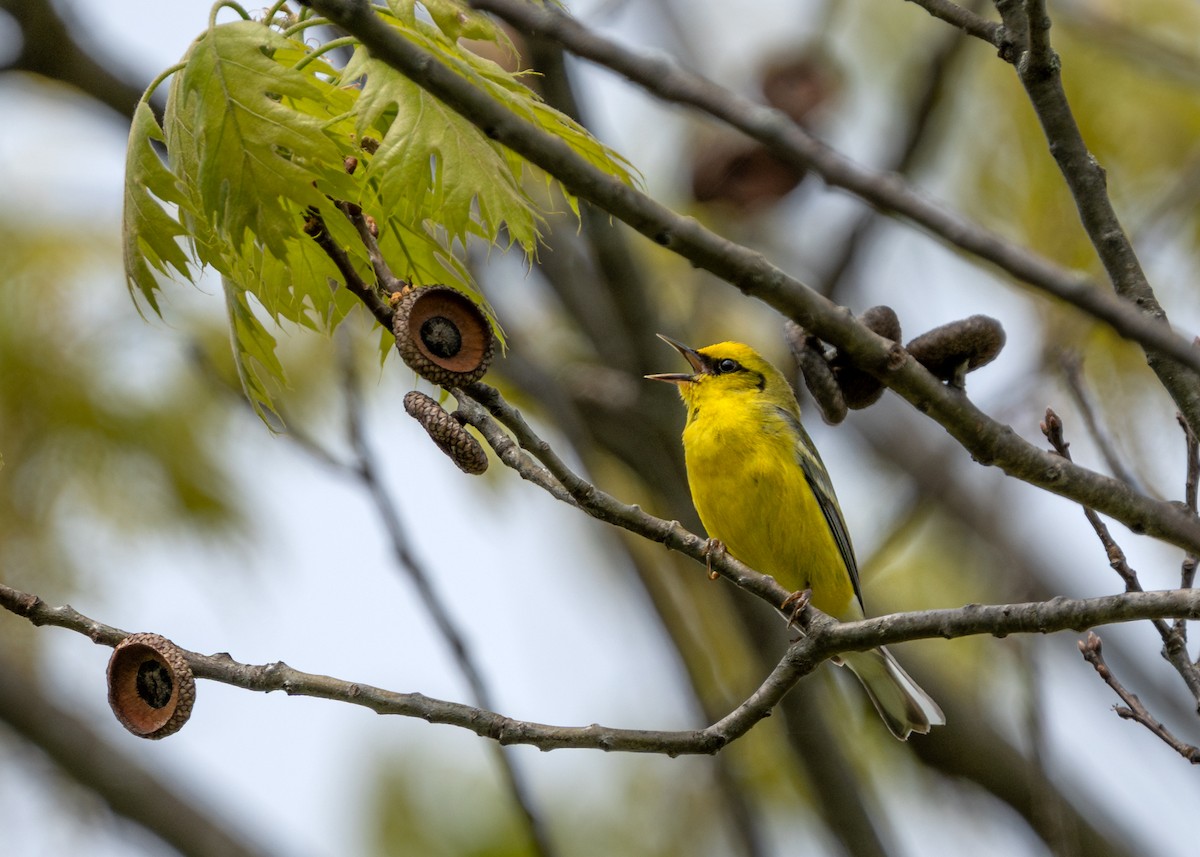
[841,646,945,741]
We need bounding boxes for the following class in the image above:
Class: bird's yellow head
[645,335,795,415]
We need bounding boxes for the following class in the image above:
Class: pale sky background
[2,2,1199,856]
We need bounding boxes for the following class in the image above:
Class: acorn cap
[107,633,195,739]
[404,390,489,475]
[393,286,495,388]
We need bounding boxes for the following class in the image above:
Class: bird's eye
[715,358,740,374]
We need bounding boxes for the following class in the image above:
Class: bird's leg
[781,588,813,633]
[704,538,726,580]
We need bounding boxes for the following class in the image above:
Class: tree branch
[903,0,1005,45]
[6,581,1200,755]
[1042,410,1200,773]
[303,211,394,328]
[1181,416,1199,614]
[305,0,1200,560]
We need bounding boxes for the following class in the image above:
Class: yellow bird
[647,335,944,740]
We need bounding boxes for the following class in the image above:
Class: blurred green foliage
[0,221,242,601]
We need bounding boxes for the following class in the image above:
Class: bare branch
[8,581,1200,755]
[303,211,394,328]
[0,580,773,755]
[1042,409,1200,705]
[903,0,1005,45]
[336,201,407,294]
[1177,413,1199,647]
[1079,633,1200,765]
[1042,411,1168,624]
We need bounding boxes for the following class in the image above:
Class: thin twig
[1177,413,1199,644]
[853,404,1200,731]
[1042,409,1200,704]
[1059,352,1143,492]
[1079,632,1200,764]
[1042,411,1162,619]
[1185,417,1200,518]
[450,391,578,507]
[902,0,1004,45]
[336,200,407,294]
[303,210,393,328]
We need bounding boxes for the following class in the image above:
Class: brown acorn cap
[393,286,495,388]
[107,633,195,739]
[404,390,489,475]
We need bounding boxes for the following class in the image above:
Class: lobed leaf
[122,100,197,315]
[122,1,638,425]
[222,276,287,427]
[165,20,358,263]
[347,46,541,252]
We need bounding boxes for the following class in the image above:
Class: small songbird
[647,335,944,740]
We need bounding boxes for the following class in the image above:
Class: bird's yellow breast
[681,393,856,618]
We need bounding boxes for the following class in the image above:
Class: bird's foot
[782,588,813,635]
[704,538,726,580]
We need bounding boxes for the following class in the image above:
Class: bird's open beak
[645,334,706,384]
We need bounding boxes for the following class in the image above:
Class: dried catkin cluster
[403,391,489,475]
[788,307,1005,424]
